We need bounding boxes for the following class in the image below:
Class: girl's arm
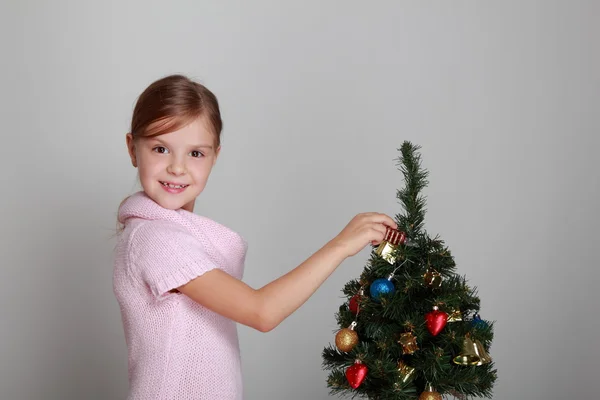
[177,212,396,332]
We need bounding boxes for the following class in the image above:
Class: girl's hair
[130,74,223,146]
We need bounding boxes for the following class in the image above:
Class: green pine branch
[395,142,429,237]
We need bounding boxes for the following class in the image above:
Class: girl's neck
[182,200,195,213]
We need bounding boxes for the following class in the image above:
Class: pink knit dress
[113,191,248,399]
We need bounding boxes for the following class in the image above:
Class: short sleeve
[129,220,219,298]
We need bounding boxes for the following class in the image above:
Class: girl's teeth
[162,182,187,189]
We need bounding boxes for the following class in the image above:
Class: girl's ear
[126,133,137,167]
[213,145,221,166]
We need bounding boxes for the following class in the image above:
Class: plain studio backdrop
[1,1,598,399]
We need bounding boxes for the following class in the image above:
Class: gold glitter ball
[419,385,442,400]
[335,328,358,352]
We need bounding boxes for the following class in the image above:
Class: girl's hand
[330,213,397,258]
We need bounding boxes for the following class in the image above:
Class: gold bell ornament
[335,321,359,352]
[418,383,442,400]
[397,360,416,386]
[447,308,463,322]
[452,334,492,366]
[473,338,493,365]
[375,227,416,264]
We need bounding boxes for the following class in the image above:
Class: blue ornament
[369,273,396,302]
[472,313,489,329]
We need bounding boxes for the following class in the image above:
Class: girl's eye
[190,150,204,158]
[153,146,169,154]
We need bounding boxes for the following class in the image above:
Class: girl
[113,74,397,399]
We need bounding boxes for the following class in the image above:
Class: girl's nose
[167,159,186,176]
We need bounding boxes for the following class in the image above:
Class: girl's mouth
[160,181,189,193]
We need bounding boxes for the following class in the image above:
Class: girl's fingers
[366,213,397,230]
[368,225,387,245]
[370,222,388,237]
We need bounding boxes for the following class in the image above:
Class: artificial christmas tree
[322,142,497,399]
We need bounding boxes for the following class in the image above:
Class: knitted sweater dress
[113,191,248,399]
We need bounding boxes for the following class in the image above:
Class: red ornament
[382,227,416,246]
[349,294,360,314]
[425,306,448,336]
[346,360,368,389]
[349,288,364,315]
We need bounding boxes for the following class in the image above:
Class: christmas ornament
[447,308,462,322]
[369,273,396,302]
[423,268,442,289]
[335,321,359,352]
[425,306,448,336]
[397,360,416,385]
[472,313,489,329]
[346,359,368,389]
[473,338,493,365]
[349,295,360,315]
[452,335,481,366]
[375,227,416,264]
[398,332,419,354]
[348,288,364,315]
[418,383,442,400]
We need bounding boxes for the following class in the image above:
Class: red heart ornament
[425,307,448,336]
[349,294,360,314]
[346,360,368,389]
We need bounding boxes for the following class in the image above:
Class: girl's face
[126,116,220,212]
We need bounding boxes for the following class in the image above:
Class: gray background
[1,1,599,399]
